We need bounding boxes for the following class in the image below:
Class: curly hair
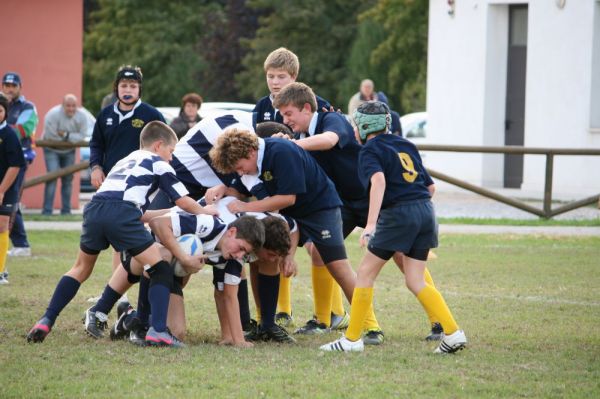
[261,216,291,257]
[209,128,258,174]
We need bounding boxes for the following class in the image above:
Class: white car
[400,111,428,142]
[157,102,254,124]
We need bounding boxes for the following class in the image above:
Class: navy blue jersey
[297,112,367,201]
[0,122,26,199]
[358,134,432,208]
[258,137,341,219]
[254,95,331,124]
[90,100,165,174]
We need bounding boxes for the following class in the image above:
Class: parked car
[157,102,255,124]
[400,111,428,142]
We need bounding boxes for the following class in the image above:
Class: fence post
[543,153,554,218]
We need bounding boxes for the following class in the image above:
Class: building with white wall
[426,0,600,198]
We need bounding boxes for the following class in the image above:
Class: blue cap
[2,72,21,85]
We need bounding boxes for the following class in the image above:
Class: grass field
[1,231,599,398]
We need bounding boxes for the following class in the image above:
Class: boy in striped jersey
[27,121,216,347]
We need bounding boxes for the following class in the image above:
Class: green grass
[22,213,600,226]
[1,231,599,398]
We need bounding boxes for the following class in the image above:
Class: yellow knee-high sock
[330,283,345,316]
[311,265,333,326]
[422,268,439,325]
[346,287,373,341]
[416,285,459,335]
[277,274,292,315]
[0,231,8,274]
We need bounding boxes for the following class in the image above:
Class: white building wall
[427,0,600,198]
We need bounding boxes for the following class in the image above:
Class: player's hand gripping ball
[172,234,203,277]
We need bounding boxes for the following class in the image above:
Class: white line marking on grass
[444,291,600,307]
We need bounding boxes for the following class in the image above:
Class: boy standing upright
[253,47,331,125]
[320,102,467,354]
[27,121,216,347]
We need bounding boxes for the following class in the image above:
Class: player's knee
[146,260,173,289]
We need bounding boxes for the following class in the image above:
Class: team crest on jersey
[200,226,208,234]
[132,119,145,128]
[106,117,113,126]
[263,112,271,121]
[321,230,331,239]
[262,171,273,181]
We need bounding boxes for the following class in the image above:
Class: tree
[361,0,429,114]
[83,0,212,113]
[236,0,370,108]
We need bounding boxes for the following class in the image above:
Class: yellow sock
[0,231,8,274]
[331,283,345,316]
[361,300,381,332]
[254,303,261,323]
[346,287,373,341]
[312,265,333,326]
[424,267,436,289]
[416,284,459,335]
[277,274,292,315]
[423,268,439,324]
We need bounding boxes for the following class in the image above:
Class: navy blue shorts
[341,197,369,238]
[80,200,154,256]
[212,260,243,291]
[297,207,347,264]
[369,199,438,258]
[0,202,18,216]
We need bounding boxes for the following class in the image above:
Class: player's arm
[148,215,204,274]
[89,119,106,188]
[140,208,170,223]
[226,194,295,213]
[221,282,248,346]
[175,195,218,216]
[205,184,243,204]
[294,131,339,151]
[281,229,300,277]
[361,172,386,247]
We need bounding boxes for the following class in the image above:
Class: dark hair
[255,122,293,138]
[181,93,203,108]
[228,215,265,251]
[139,121,178,148]
[0,94,9,123]
[261,216,291,257]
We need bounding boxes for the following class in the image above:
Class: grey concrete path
[23,189,599,236]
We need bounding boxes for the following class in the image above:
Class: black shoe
[363,329,385,345]
[260,325,296,344]
[83,307,108,339]
[110,306,135,340]
[425,322,444,341]
[294,319,328,335]
[242,319,258,334]
[27,316,53,343]
[116,300,132,319]
[129,322,149,347]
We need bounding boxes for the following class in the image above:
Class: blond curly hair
[209,128,258,174]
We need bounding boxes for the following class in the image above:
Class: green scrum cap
[353,101,391,142]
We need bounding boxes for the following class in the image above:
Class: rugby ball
[172,234,203,277]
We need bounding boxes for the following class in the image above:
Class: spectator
[41,94,89,215]
[169,92,202,138]
[1,72,38,257]
[347,79,385,116]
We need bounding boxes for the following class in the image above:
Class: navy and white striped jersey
[94,149,188,211]
[168,211,229,268]
[171,111,254,192]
